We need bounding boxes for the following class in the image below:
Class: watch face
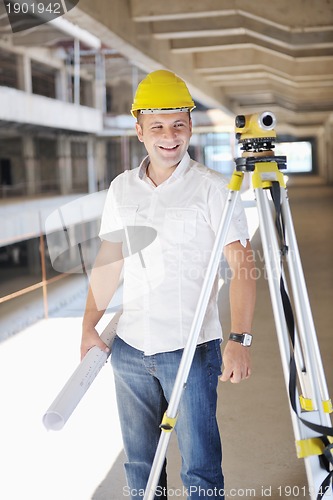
[242,334,252,346]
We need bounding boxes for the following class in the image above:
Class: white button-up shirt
[99,152,249,355]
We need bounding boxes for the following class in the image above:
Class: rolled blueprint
[42,311,121,431]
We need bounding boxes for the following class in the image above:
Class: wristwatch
[229,332,253,347]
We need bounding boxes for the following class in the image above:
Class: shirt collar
[138,152,191,183]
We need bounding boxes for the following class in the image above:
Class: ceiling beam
[10,28,72,47]
[130,0,333,31]
[169,36,333,58]
[64,0,233,112]
[151,16,333,48]
[193,47,333,78]
[204,71,333,89]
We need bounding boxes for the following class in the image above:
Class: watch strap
[229,333,253,346]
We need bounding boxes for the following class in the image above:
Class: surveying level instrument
[143,111,333,500]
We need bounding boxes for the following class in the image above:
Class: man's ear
[136,122,144,143]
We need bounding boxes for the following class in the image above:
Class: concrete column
[23,135,37,195]
[328,119,333,185]
[319,116,333,184]
[316,129,327,181]
[121,135,130,171]
[17,53,32,93]
[87,136,97,193]
[57,135,72,195]
[94,52,106,112]
[74,38,81,106]
[95,139,107,189]
[55,66,68,102]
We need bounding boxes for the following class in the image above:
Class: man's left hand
[220,340,252,383]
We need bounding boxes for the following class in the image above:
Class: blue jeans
[111,336,224,500]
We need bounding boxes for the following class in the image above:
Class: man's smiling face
[135,111,192,171]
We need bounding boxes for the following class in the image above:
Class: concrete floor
[0,175,332,500]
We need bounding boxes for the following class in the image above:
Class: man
[81,70,256,500]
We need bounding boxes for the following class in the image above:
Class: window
[275,141,313,173]
[203,133,234,175]
[0,50,17,89]
[31,61,56,99]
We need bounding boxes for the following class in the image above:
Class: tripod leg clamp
[323,399,333,414]
[299,396,315,412]
[296,436,333,459]
[299,396,333,414]
[159,412,178,433]
[227,171,243,191]
[252,162,286,189]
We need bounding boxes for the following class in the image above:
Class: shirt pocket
[163,208,197,244]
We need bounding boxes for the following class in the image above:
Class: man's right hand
[80,326,110,361]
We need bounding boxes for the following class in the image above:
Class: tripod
[143,113,333,500]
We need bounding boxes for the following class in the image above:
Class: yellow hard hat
[131,69,196,118]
